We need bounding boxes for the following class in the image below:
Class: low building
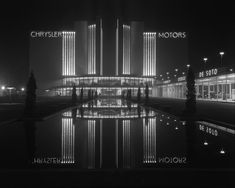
[153,67,235,102]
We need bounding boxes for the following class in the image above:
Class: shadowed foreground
[0,168,234,188]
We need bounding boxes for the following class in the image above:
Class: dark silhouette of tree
[127,100,131,111]
[79,106,84,118]
[125,90,128,99]
[95,90,98,98]
[88,89,91,100]
[71,84,77,104]
[24,71,37,115]
[137,105,141,118]
[137,86,141,102]
[72,108,77,124]
[80,87,83,102]
[126,89,132,100]
[121,91,125,99]
[91,90,94,100]
[129,89,132,100]
[145,108,149,125]
[185,67,196,114]
[145,83,149,104]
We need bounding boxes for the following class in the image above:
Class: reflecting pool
[0,98,234,169]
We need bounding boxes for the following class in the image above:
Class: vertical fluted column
[88,120,96,168]
[116,119,119,168]
[143,118,156,163]
[123,25,131,75]
[88,25,96,75]
[123,120,131,168]
[100,19,103,76]
[100,119,103,168]
[143,32,156,76]
[61,117,75,164]
[62,32,76,76]
[116,19,119,76]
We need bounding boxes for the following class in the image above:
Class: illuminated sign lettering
[30,31,63,38]
[163,80,171,84]
[199,68,218,78]
[177,76,186,82]
[158,32,186,39]
[199,124,218,136]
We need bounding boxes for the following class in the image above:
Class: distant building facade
[153,67,235,102]
[29,19,187,97]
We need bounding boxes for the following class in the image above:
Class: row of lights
[203,141,226,155]
[1,86,25,91]
[157,65,190,80]
[203,51,225,65]
[157,51,226,81]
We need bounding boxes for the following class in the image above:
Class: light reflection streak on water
[25,98,234,169]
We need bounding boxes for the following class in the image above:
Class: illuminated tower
[88,25,97,74]
[62,32,76,76]
[143,32,157,76]
[122,25,131,75]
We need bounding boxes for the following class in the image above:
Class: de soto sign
[199,68,218,78]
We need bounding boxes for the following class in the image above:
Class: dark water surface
[0,98,234,169]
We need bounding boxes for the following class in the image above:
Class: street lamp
[186,64,190,68]
[219,51,224,67]
[204,141,208,146]
[174,68,178,77]
[21,87,25,91]
[1,86,5,90]
[5,87,14,103]
[220,148,225,154]
[203,57,208,70]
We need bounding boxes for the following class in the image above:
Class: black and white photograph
[0,0,234,187]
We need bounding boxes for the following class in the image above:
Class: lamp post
[219,51,224,67]
[21,87,25,96]
[174,68,178,77]
[203,58,208,70]
[1,86,6,97]
[219,51,226,100]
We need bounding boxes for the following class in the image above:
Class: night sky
[0,0,234,87]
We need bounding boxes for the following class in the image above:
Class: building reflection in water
[122,120,131,168]
[88,120,96,169]
[143,118,157,164]
[61,115,75,164]
[18,99,234,169]
[60,99,158,168]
